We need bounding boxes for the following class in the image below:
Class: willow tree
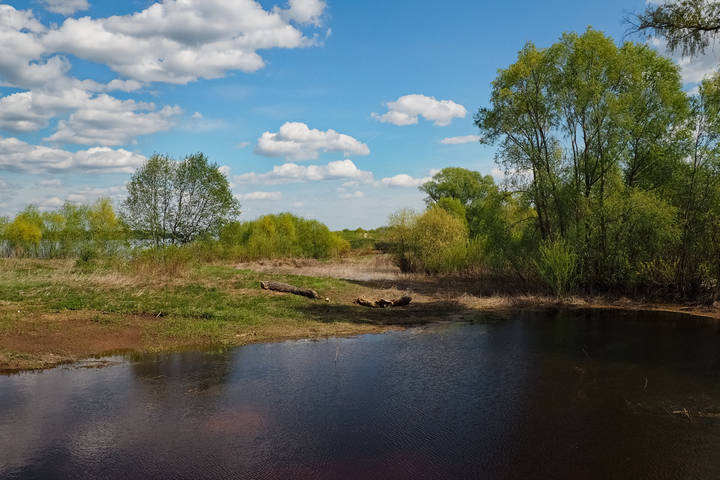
[476,29,690,290]
[123,153,240,245]
[631,0,720,57]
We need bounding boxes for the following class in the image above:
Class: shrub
[387,207,469,274]
[411,207,469,274]
[535,238,577,297]
[218,213,348,260]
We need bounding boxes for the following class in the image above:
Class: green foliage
[632,0,720,57]
[535,238,578,297]
[5,207,43,256]
[218,213,349,260]
[421,168,497,207]
[387,209,419,272]
[335,228,385,251]
[436,197,467,221]
[122,152,240,245]
[472,28,720,297]
[412,207,469,273]
[387,207,469,274]
[0,198,127,259]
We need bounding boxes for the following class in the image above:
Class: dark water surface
[3,309,720,479]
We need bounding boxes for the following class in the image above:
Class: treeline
[0,204,349,262]
[0,152,349,262]
[0,199,124,259]
[387,29,720,300]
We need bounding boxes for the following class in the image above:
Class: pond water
[2,309,720,479]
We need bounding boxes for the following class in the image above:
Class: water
[2,309,720,479]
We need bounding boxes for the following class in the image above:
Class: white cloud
[39,179,62,186]
[376,173,430,188]
[649,37,720,84]
[372,94,467,126]
[0,2,325,148]
[44,96,181,145]
[255,122,370,161]
[191,111,203,119]
[34,184,126,210]
[41,0,90,16]
[280,0,326,26]
[43,0,325,84]
[234,159,373,184]
[441,134,481,145]
[0,135,146,173]
[339,190,364,199]
[40,196,64,208]
[235,191,282,201]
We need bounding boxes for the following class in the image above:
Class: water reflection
[2,309,720,479]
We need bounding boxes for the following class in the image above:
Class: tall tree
[476,29,690,289]
[123,153,239,245]
[631,0,720,56]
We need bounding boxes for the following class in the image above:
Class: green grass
[0,259,396,372]
[0,263,352,322]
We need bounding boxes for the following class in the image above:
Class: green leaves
[122,152,240,245]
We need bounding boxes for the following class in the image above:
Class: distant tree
[6,206,43,256]
[420,167,497,207]
[630,0,720,57]
[123,153,240,245]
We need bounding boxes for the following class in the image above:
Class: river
[2,309,720,479]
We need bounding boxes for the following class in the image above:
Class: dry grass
[1,254,718,373]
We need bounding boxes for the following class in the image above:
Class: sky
[0,0,718,229]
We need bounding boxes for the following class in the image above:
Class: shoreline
[1,256,718,374]
[2,298,717,375]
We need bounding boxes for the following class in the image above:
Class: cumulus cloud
[339,190,364,199]
[0,88,171,140]
[235,191,282,201]
[43,0,325,84]
[39,179,62,186]
[255,122,370,161]
[372,94,467,126]
[0,2,326,150]
[441,134,481,145]
[41,0,90,16]
[45,97,181,145]
[376,173,431,188]
[280,0,326,26]
[234,159,373,184]
[0,135,146,173]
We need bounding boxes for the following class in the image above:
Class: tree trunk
[260,281,319,299]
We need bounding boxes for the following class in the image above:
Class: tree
[631,0,720,57]
[476,29,691,290]
[6,206,43,257]
[420,168,497,207]
[123,153,240,245]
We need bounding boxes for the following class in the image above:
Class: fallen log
[260,281,320,299]
[392,296,412,307]
[354,296,412,308]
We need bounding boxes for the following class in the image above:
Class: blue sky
[0,0,716,229]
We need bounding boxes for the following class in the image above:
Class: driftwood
[354,296,412,308]
[260,281,320,299]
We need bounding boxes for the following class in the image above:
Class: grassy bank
[1,256,718,373]
[0,257,465,373]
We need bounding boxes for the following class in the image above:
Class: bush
[387,207,469,274]
[535,238,577,297]
[412,207,469,274]
[218,213,349,260]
